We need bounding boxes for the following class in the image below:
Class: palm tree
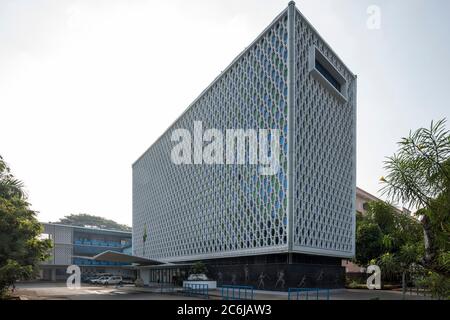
[381,119,450,272]
[0,155,26,200]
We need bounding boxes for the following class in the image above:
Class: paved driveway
[14,282,200,300]
[13,282,432,300]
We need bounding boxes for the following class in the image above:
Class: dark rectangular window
[315,59,341,92]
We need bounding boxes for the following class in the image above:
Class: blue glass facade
[72,228,132,266]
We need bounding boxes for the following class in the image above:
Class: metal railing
[287,288,330,300]
[183,283,209,299]
[220,285,254,300]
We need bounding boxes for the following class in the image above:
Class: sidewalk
[122,285,432,300]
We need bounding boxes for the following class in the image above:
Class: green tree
[0,156,52,298]
[190,261,207,275]
[56,213,131,232]
[355,200,424,298]
[355,201,423,275]
[381,119,450,298]
[355,217,383,265]
[0,156,25,199]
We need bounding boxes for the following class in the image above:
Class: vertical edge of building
[291,6,357,258]
[286,1,296,259]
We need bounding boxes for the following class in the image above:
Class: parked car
[90,276,109,284]
[99,276,123,286]
[82,275,98,283]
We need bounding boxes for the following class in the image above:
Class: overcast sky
[1,0,449,226]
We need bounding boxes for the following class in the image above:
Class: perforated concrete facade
[291,9,356,257]
[133,3,356,263]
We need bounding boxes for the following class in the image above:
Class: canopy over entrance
[92,251,164,266]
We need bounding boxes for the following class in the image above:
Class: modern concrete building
[39,223,134,281]
[133,2,357,289]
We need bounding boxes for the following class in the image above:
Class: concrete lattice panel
[133,3,356,262]
[292,9,356,257]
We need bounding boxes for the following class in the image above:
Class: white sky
[1,0,449,226]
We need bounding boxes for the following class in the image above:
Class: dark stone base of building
[195,253,346,290]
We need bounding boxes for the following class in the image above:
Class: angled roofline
[132,5,290,167]
[293,6,356,78]
[92,250,164,265]
[132,2,357,168]
[356,187,381,202]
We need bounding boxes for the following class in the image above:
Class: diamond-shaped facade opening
[292,10,356,257]
[133,4,356,263]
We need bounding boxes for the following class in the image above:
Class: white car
[90,276,109,284]
[99,276,123,286]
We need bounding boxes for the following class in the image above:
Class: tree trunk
[421,215,436,267]
[402,271,406,300]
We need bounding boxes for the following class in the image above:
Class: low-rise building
[39,222,134,281]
